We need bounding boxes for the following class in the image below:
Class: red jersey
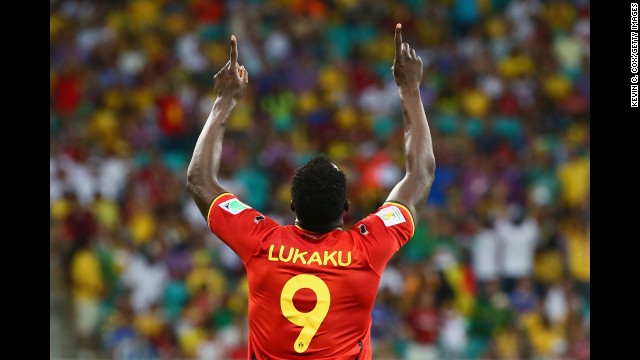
[207,192,415,360]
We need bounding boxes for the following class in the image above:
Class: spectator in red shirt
[406,289,441,360]
[61,191,98,287]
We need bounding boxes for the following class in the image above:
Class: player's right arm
[186,35,248,217]
[353,24,436,275]
[187,36,278,262]
[386,23,436,223]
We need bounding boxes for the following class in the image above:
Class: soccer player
[186,23,436,359]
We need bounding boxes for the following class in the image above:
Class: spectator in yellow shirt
[560,209,590,300]
[70,239,105,350]
[557,146,590,209]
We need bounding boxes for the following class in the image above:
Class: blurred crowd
[50,0,589,359]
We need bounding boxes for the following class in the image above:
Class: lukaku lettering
[268,244,352,267]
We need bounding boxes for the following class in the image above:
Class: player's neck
[294,218,343,234]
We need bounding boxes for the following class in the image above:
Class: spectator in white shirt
[471,213,500,293]
[495,204,540,293]
[122,243,169,313]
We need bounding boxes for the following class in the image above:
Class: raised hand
[213,35,249,100]
[391,24,423,90]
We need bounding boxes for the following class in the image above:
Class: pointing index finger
[394,23,402,59]
[230,35,238,68]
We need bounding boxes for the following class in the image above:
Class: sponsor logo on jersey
[375,205,406,227]
[219,198,251,214]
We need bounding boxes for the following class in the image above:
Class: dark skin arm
[386,23,436,221]
[186,35,249,218]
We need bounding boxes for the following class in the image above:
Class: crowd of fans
[50,0,590,359]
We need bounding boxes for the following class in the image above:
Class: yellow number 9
[280,274,331,353]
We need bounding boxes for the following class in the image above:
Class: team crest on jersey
[375,205,406,227]
[219,198,251,214]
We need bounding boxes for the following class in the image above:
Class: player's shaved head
[290,155,347,232]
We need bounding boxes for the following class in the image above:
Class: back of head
[290,155,347,232]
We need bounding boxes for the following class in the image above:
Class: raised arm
[386,24,436,221]
[186,35,249,218]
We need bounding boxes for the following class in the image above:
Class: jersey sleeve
[352,201,415,275]
[207,192,279,264]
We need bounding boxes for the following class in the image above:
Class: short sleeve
[351,202,415,275]
[207,193,279,264]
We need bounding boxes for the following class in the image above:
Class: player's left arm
[186,35,249,217]
[386,24,436,223]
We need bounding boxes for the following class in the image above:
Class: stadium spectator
[405,290,441,360]
[438,297,467,360]
[495,204,541,293]
[69,238,104,353]
[121,242,169,314]
[470,212,500,291]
